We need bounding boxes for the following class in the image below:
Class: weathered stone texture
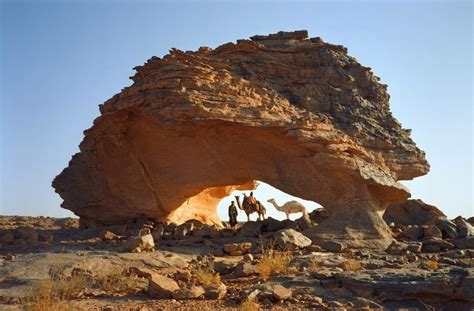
[53,30,429,248]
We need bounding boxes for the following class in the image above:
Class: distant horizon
[1,0,472,219]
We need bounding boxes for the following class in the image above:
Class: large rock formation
[53,30,429,248]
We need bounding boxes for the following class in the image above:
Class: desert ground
[0,203,473,311]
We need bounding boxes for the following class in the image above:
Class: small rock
[0,231,14,244]
[172,285,205,299]
[234,262,259,277]
[13,226,37,242]
[386,240,407,255]
[129,267,155,279]
[422,238,454,252]
[424,225,442,239]
[244,253,254,261]
[406,242,422,253]
[320,240,346,253]
[204,282,226,299]
[37,231,54,243]
[175,271,192,282]
[223,242,251,256]
[213,260,238,274]
[123,233,155,253]
[99,230,117,241]
[174,223,193,239]
[151,225,165,241]
[262,217,285,232]
[436,217,458,239]
[271,284,292,301]
[147,274,180,299]
[453,236,474,249]
[401,226,424,240]
[454,217,474,237]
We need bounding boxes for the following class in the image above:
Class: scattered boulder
[174,222,193,239]
[53,218,78,229]
[37,231,54,243]
[320,240,346,253]
[213,260,238,274]
[384,200,445,226]
[99,230,118,240]
[401,226,424,241]
[223,242,252,256]
[406,242,422,253]
[128,267,156,279]
[151,225,164,241]
[239,221,262,237]
[13,227,37,242]
[386,241,407,255]
[271,284,292,301]
[453,237,474,249]
[175,270,192,282]
[436,217,458,239]
[422,238,454,252]
[262,217,285,232]
[0,230,14,244]
[172,285,205,299]
[454,217,474,238]
[273,229,311,250]
[424,225,443,239]
[204,282,227,300]
[234,262,259,277]
[123,233,155,253]
[308,208,330,224]
[147,274,179,299]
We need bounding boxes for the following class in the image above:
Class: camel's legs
[286,213,289,220]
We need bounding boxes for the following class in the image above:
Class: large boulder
[147,274,180,299]
[52,30,429,248]
[384,199,445,226]
[274,229,312,250]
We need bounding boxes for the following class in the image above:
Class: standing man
[228,201,238,227]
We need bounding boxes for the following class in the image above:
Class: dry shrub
[341,260,362,272]
[195,267,221,285]
[97,270,139,293]
[308,257,319,272]
[192,254,221,285]
[256,249,293,281]
[240,298,260,311]
[425,260,438,270]
[23,272,89,311]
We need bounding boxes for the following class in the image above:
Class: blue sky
[1,0,472,220]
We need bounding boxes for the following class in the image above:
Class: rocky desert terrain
[0,199,473,310]
[2,30,471,311]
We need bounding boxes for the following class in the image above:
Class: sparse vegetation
[308,257,320,272]
[192,254,221,285]
[22,267,139,310]
[425,260,439,270]
[256,239,293,280]
[23,271,89,311]
[240,298,260,311]
[341,260,362,272]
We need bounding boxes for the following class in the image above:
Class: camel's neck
[269,201,282,211]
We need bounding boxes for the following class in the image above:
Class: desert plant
[191,254,221,285]
[308,257,319,272]
[96,270,139,293]
[341,260,362,272]
[240,298,260,311]
[425,260,438,270]
[256,241,293,280]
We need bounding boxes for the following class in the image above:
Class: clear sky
[1,0,472,220]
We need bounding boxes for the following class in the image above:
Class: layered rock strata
[53,30,429,248]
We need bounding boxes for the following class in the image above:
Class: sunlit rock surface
[53,30,429,248]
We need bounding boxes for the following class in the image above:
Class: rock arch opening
[216,181,321,223]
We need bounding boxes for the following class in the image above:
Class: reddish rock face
[52,30,429,248]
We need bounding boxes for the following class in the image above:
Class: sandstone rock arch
[53,30,429,248]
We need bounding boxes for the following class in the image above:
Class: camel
[235,195,266,221]
[267,198,308,220]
